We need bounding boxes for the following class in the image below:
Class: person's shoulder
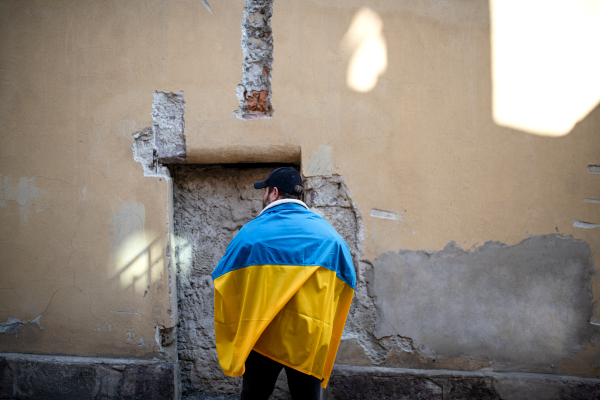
[296,208,347,241]
[235,216,264,239]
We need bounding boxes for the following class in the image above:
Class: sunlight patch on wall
[110,200,163,293]
[174,235,192,278]
[342,8,388,93]
[490,0,600,137]
[112,231,164,294]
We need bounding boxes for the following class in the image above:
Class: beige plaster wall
[1,0,599,375]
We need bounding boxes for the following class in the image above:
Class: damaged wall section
[129,90,187,395]
[172,166,293,398]
[232,0,274,120]
[132,91,187,177]
[304,179,600,379]
[369,236,598,374]
[303,176,400,366]
[169,165,600,395]
[171,168,365,399]
[165,164,600,397]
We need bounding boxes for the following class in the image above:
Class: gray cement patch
[370,235,597,371]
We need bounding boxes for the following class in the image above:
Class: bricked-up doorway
[170,164,299,399]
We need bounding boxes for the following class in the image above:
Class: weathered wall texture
[1,0,600,396]
[232,0,274,120]
[172,167,371,399]
[133,91,187,177]
[0,353,175,400]
[172,166,293,398]
[371,236,596,373]
[325,366,600,400]
[152,91,187,164]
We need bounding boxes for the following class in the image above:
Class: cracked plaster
[0,315,43,337]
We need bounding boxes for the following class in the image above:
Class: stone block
[0,353,174,400]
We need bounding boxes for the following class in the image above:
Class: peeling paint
[584,199,600,204]
[110,310,142,315]
[370,209,403,221]
[132,127,169,178]
[0,314,43,337]
[574,220,600,229]
[587,165,600,174]
[200,0,213,14]
[137,337,150,349]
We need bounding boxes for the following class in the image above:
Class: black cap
[254,167,303,193]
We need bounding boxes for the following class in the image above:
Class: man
[212,167,356,400]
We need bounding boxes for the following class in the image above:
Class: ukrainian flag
[212,201,356,388]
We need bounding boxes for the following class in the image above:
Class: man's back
[212,201,355,388]
[213,201,355,287]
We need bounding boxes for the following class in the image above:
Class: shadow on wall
[341,2,600,137]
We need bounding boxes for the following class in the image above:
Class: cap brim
[254,181,268,189]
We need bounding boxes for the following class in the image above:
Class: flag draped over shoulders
[212,201,356,388]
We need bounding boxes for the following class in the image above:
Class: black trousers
[241,351,321,400]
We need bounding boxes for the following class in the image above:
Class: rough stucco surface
[132,91,187,176]
[172,166,293,398]
[370,236,597,372]
[306,176,425,370]
[172,168,367,398]
[304,176,389,362]
[152,91,187,163]
[232,0,274,120]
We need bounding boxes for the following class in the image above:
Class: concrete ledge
[0,353,175,400]
[324,366,600,400]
